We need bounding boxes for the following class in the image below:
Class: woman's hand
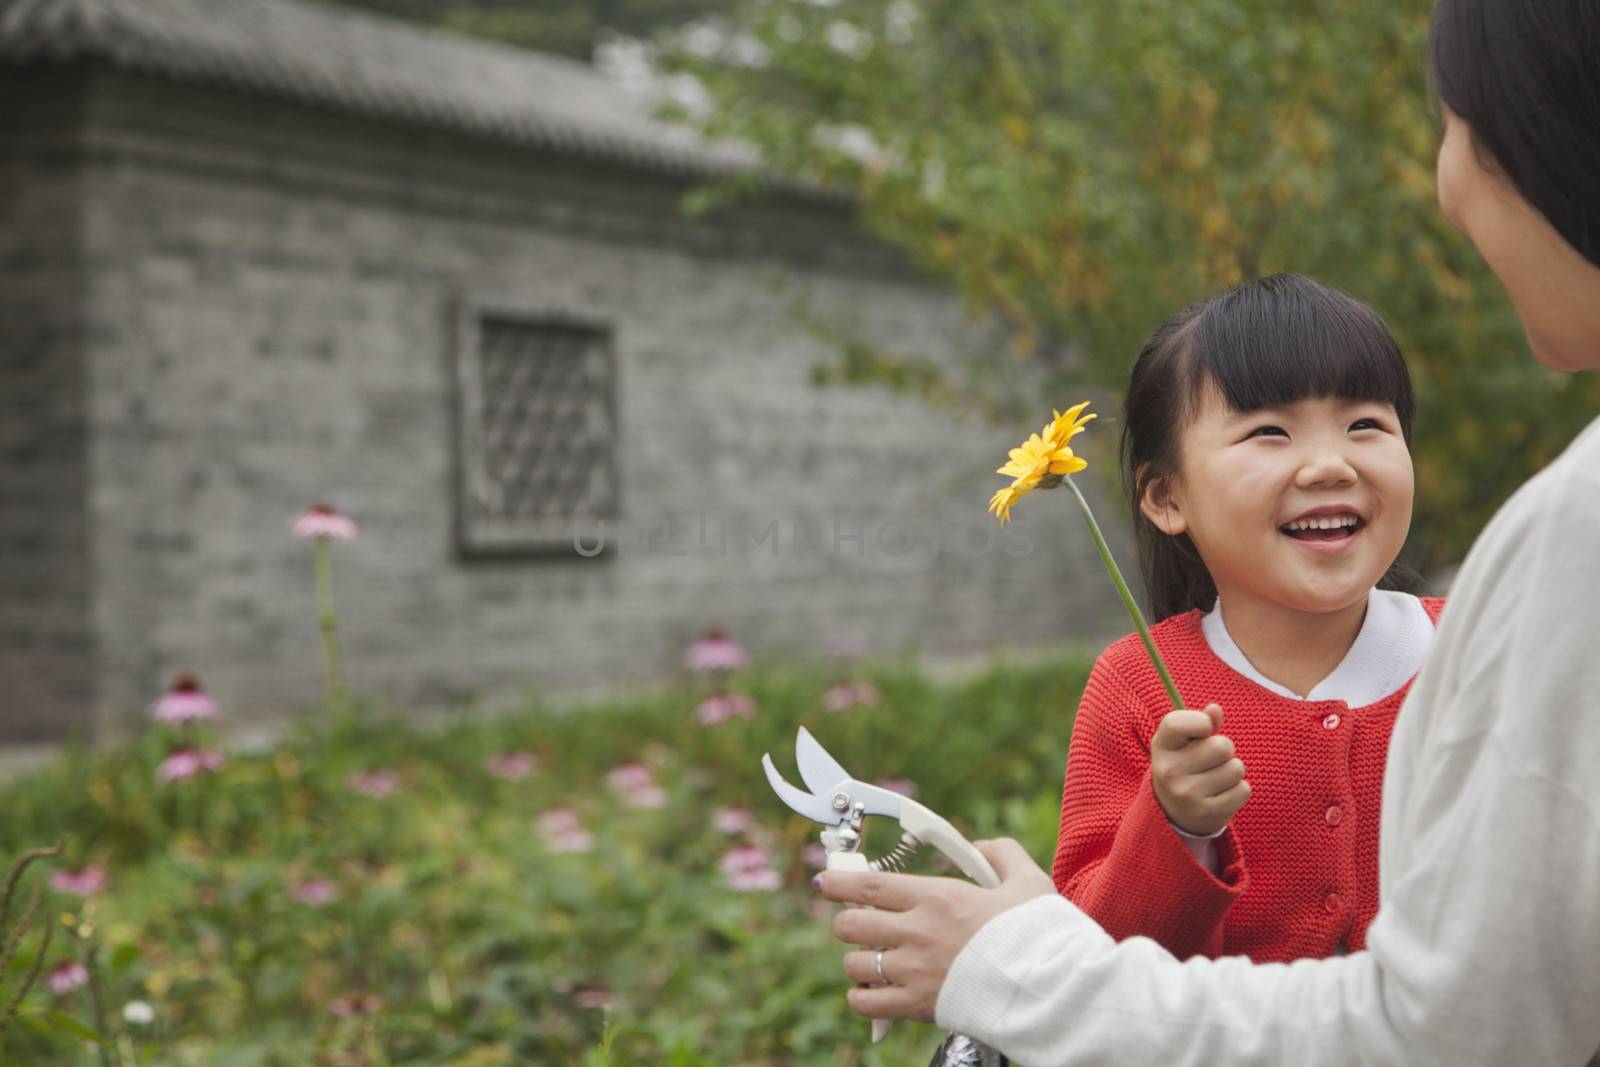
[814,838,1056,1022]
[1150,703,1250,836]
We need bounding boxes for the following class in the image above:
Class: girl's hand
[1151,703,1250,836]
[817,839,1056,1023]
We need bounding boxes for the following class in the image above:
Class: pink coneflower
[574,985,617,1010]
[157,747,225,782]
[875,777,917,798]
[623,785,668,810]
[539,808,582,836]
[606,763,655,793]
[694,691,757,727]
[346,770,399,798]
[712,807,753,834]
[719,844,781,891]
[330,994,384,1017]
[47,962,88,995]
[803,843,830,869]
[290,879,339,906]
[48,865,107,898]
[538,808,595,854]
[150,672,219,724]
[822,680,881,713]
[719,845,772,873]
[683,628,748,672]
[729,866,781,891]
[607,763,668,809]
[545,830,594,853]
[292,503,358,541]
[483,751,539,780]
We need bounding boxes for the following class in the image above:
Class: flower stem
[84,943,114,1067]
[1066,477,1182,710]
[313,538,346,707]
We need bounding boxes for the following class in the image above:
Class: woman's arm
[827,748,1600,1067]
[928,750,1600,1066]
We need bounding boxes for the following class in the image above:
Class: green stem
[1066,477,1183,710]
[85,944,114,1067]
[313,538,346,707]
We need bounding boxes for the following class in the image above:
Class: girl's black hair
[1430,0,1600,268]
[1122,273,1415,621]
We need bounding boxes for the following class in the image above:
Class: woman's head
[1431,0,1600,372]
[1124,273,1416,621]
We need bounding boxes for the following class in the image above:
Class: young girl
[1052,272,1444,963]
[822,3,1600,1056]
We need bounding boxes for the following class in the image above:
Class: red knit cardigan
[1052,597,1447,963]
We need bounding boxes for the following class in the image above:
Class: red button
[1324,893,1342,913]
[1322,713,1341,730]
[1325,805,1343,827]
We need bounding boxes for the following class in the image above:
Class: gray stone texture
[0,66,94,741]
[0,61,1134,741]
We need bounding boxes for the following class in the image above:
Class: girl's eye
[1350,418,1385,432]
[1245,425,1288,439]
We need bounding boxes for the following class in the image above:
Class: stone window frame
[451,298,620,557]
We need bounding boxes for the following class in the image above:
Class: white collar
[1200,590,1434,706]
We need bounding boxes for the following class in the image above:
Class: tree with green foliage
[668,0,1600,570]
[325,0,743,62]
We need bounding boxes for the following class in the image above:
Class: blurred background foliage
[337,0,1600,572]
[314,0,741,61]
[0,657,1089,1065]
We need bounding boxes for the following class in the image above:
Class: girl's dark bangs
[1182,275,1414,438]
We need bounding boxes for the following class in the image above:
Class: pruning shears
[762,726,1001,1049]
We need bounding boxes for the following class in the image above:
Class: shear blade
[795,726,902,821]
[761,752,839,824]
[794,725,852,798]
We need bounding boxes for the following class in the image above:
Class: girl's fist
[1151,703,1250,836]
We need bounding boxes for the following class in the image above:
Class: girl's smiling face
[1142,385,1414,618]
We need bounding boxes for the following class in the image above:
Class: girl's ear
[1138,470,1188,536]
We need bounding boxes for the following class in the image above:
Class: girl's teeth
[1284,515,1359,531]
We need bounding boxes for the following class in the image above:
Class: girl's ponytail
[1122,307,1216,622]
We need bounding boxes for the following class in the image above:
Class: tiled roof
[0,0,758,178]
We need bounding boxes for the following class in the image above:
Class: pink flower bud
[292,503,358,541]
[683,628,748,672]
[151,673,219,724]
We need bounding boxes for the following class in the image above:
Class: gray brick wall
[4,63,1136,740]
[0,68,95,742]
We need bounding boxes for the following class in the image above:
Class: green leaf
[109,941,142,972]
[46,1011,107,1046]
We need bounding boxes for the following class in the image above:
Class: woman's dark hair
[1123,273,1416,621]
[1430,0,1600,268]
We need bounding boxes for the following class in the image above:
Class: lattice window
[453,303,619,554]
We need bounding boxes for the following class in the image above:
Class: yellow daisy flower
[1046,402,1096,449]
[983,400,1182,710]
[988,414,1091,525]
[987,484,1023,524]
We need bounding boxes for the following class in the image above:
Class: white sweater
[937,414,1600,1067]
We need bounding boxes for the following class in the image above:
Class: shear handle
[898,798,1001,889]
[849,798,998,1046]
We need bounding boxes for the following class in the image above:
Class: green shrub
[0,652,1092,1066]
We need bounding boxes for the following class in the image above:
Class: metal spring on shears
[870,831,923,873]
